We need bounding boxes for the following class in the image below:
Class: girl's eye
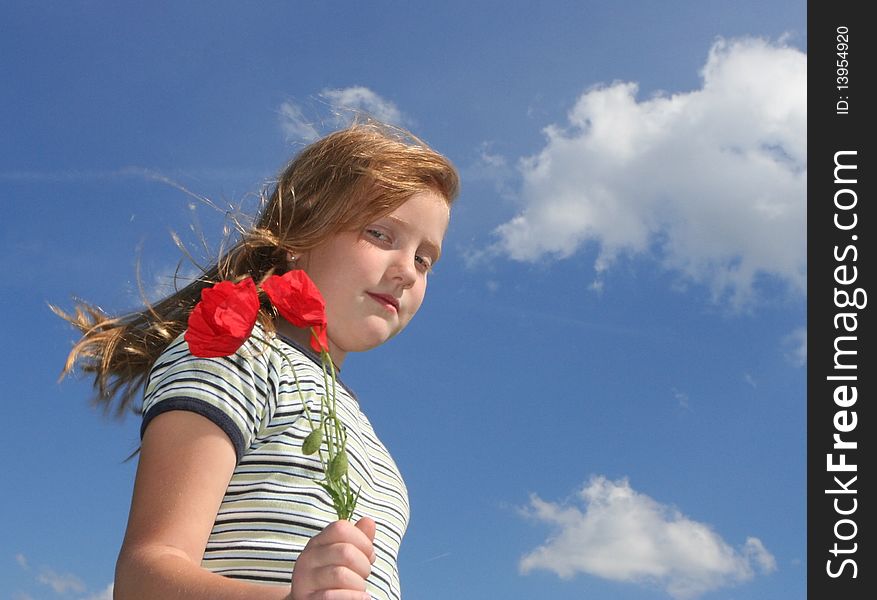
[415,254,433,272]
[366,227,434,273]
[365,228,391,243]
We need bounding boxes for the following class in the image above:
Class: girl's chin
[332,328,398,354]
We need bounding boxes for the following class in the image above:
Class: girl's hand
[291,517,376,600]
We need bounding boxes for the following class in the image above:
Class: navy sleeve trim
[140,397,247,463]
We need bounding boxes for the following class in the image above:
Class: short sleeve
[141,333,275,463]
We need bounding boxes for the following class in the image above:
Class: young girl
[57,122,459,600]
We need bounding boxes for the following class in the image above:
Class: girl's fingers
[308,543,372,580]
[310,520,374,560]
[309,564,368,592]
[292,519,377,599]
[354,517,375,541]
[354,518,377,563]
[309,592,371,600]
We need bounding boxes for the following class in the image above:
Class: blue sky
[1,2,806,599]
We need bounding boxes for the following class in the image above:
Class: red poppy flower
[262,270,329,354]
[308,322,330,354]
[185,278,260,357]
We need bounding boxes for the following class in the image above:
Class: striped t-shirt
[141,328,410,599]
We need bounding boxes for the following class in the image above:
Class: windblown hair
[55,121,459,417]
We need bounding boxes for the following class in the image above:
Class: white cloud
[83,582,114,600]
[672,388,690,409]
[743,537,777,573]
[37,568,86,594]
[489,37,806,306]
[280,87,408,142]
[520,476,776,599]
[15,557,110,600]
[320,86,407,126]
[464,143,519,199]
[0,166,258,184]
[0,166,159,182]
[279,101,321,142]
[783,326,807,366]
[134,260,204,305]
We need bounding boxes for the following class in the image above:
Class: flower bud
[302,429,323,455]
[328,451,348,481]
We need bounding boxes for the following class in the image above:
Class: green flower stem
[261,330,358,520]
[309,326,358,520]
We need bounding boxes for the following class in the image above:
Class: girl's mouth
[367,292,399,312]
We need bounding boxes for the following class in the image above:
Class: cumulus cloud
[36,568,86,594]
[280,86,408,142]
[489,37,806,306]
[520,476,776,599]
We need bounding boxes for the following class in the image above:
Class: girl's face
[299,190,450,366]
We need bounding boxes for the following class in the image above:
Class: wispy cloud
[0,165,261,185]
[520,476,776,599]
[280,86,409,142]
[672,388,690,410]
[83,582,114,600]
[129,259,205,306]
[485,37,806,307]
[419,552,452,564]
[0,166,159,183]
[279,101,322,142]
[37,568,86,594]
[321,86,406,125]
[15,554,113,600]
[783,327,807,367]
[462,142,519,200]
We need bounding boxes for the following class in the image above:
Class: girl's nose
[388,252,418,289]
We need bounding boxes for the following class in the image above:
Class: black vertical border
[808,1,873,597]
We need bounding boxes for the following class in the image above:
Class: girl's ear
[288,250,312,272]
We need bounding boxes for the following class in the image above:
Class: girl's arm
[115,410,374,600]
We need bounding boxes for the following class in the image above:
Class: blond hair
[55,121,459,416]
